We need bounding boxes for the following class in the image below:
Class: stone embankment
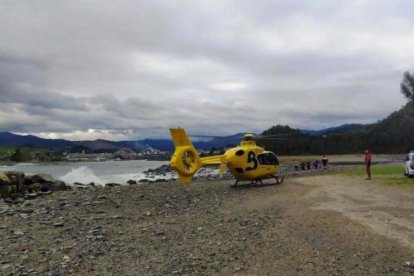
[0,172,68,202]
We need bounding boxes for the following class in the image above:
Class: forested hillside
[259,124,372,155]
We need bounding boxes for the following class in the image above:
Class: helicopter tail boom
[200,155,227,174]
[200,155,222,165]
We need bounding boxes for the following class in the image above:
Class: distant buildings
[1,144,171,163]
[64,152,114,162]
[64,146,169,161]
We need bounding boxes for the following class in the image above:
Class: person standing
[306,160,311,170]
[313,159,319,170]
[365,150,372,180]
[300,161,306,170]
[322,155,328,169]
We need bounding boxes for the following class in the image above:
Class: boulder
[39,180,67,192]
[53,180,68,191]
[158,164,172,173]
[0,172,10,186]
[2,185,18,197]
[105,183,121,187]
[127,180,137,185]
[29,183,42,193]
[0,185,13,198]
[25,173,54,185]
[73,182,89,190]
[4,171,25,192]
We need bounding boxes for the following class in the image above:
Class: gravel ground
[1,172,414,275]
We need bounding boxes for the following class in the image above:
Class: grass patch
[339,164,414,186]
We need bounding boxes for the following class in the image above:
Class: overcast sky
[0,0,413,140]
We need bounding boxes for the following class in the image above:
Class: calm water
[0,160,169,185]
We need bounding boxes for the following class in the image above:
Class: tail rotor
[170,129,202,184]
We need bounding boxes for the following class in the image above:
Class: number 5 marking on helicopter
[245,151,258,171]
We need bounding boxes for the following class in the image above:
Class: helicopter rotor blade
[256,137,296,141]
[190,134,229,139]
[188,133,303,144]
[256,133,299,139]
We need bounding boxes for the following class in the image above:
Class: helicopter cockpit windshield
[257,153,279,165]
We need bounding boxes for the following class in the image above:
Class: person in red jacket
[364,150,372,180]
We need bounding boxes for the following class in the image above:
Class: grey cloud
[0,83,88,111]
[91,95,167,120]
[0,0,413,140]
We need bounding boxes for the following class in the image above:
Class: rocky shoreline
[0,172,69,202]
[0,161,377,203]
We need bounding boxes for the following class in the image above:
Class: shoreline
[1,158,403,188]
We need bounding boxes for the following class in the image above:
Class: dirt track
[1,174,414,275]
[298,175,414,250]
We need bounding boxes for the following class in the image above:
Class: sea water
[0,160,169,185]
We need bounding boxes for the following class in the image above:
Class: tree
[10,148,32,162]
[401,71,414,101]
[261,125,302,136]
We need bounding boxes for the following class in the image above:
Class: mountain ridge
[1,100,412,154]
[0,131,249,152]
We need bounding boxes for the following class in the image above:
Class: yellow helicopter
[169,128,284,186]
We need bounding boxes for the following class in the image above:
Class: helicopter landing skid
[231,175,284,187]
[273,174,284,185]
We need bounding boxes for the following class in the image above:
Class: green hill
[260,102,414,155]
[367,101,414,153]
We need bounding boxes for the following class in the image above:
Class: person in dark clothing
[300,161,306,170]
[365,150,372,180]
[294,164,299,171]
[313,159,319,170]
[322,155,328,169]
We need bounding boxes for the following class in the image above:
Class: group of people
[292,151,372,180]
[294,155,329,171]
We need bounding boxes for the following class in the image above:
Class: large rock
[0,185,17,198]
[25,173,55,185]
[39,180,67,192]
[4,171,25,192]
[52,180,68,191]
[0,173,12,198]
[0,185,12,198]
[29,183,42,193]
[144,164,172,175]
[0,172,10,186]
[105,183,121,187]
